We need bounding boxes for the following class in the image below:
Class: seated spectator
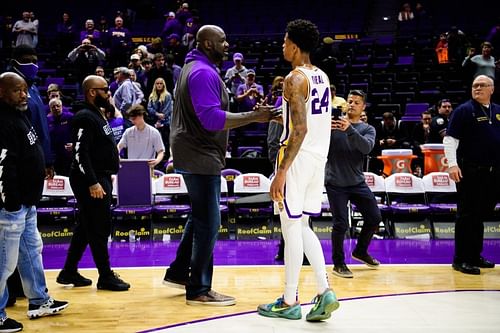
[374,111,410,154]
[117,105,165,168]
[429,99,453,143]
[47,97,73,176]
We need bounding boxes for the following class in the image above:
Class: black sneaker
[56,270,92,287]
[332,264,353,278]
[352,252,380,268]
[0,317,23,332]
[27,298,69,319]
[162,270,186,289]
[97,271,130,291]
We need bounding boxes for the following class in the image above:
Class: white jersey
[280,65,332,160]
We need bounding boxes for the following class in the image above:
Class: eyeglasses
[92,87,109,93]
[472,83,492,89]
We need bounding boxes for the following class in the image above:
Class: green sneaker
[257,296,302,320]
[306,288,340,322]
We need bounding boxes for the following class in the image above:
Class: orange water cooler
[421,143,448,174]
[378,149,416,175]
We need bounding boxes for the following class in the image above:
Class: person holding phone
[326,90,382,278]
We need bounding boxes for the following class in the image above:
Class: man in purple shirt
[162,25,275,306]
[47,98,73,176]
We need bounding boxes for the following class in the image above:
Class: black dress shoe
[452,262,480,275]
[57,269,92,287]
[475,257,495,268]
[97,271,130,291]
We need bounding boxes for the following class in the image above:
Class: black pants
[326,183,382,265]
[454,162,500,264]
[63,173,113,276]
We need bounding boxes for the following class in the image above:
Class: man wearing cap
[236,69,264,112]
[224,52,249,98]
[166,33,187,66]
[113,67,144,114]
[129,53,146,85]
[161,12,182,42]
[67,38,106,84]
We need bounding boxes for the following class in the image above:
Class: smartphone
[332,107,342,120]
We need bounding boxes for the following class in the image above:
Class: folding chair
[423,172,457,239]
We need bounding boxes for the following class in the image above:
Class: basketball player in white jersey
[258,19,339,321]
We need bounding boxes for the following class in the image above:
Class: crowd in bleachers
[1,1,500,178]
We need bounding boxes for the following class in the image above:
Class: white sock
[281,214,303,305]
[301,215,329,295]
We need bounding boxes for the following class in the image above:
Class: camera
[332,107,342,120]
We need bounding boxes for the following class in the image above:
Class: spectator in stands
[136,45,150,60]
[128,53,145,81]
[486,20,500,58]
[28,12,39,48]
[95,66,107,80]
[360,110,368,123]
[97,16,109,34]
[462,41,499,80]
[236,69,264,112]
[8,45,53,178]
[147,77,173,161]
[175,2,192,26]
[56,12,76,56]
[103,91,126,143]
[265,76,284,106]
[146,52,174,98]
[107,16,132,68]
[146,37,164,56]
[182,17,199,50]
[44,83,72,114]
[374,111,410,156]
[165,33,187,66]
[68,38,106,85]
[138,58,152,90]
[109,67,121,95]
[428,98,453,143]
[326,90,381,279]
[397,3,414,22]
[47,97,73,176]
[0,15,14,50]
[411,110,432,147]
[447,26,469,64]
[435,33,449,64]
[113,67,143,114]
[80,19,101,46]
[331,84,347,111]
[445,74,498,275]
[127,69,144,101]
[165,53,182,88]
[12,11,37,48]
[117,104,165,167]
[224,52,249,99]
[161,12,182,42]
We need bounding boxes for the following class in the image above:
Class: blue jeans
[0,205,50,318]
[168,174,221,298]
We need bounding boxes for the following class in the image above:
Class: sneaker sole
[332,270,353,278]
[351,255,380,269]
[257,308,302,320]
[56,279,92,287]
[27,303,69,319]
[186,299,236,306]
[162,280,186,289]
[306,300,340,322]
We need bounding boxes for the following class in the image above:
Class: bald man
[445,74,499,275]
[0,72,68,331]
[56,75,130,291]
[163,25,275,306]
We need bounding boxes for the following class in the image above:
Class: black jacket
[0,101,45,211]
[70,102,119,186]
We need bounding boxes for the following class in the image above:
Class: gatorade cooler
[378,149,416,175]
[421,143,448,174]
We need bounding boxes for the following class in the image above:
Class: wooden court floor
[6,265,500,332]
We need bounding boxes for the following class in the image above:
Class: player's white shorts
[276,148,326,219]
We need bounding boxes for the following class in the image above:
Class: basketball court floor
[6,239,500,332]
